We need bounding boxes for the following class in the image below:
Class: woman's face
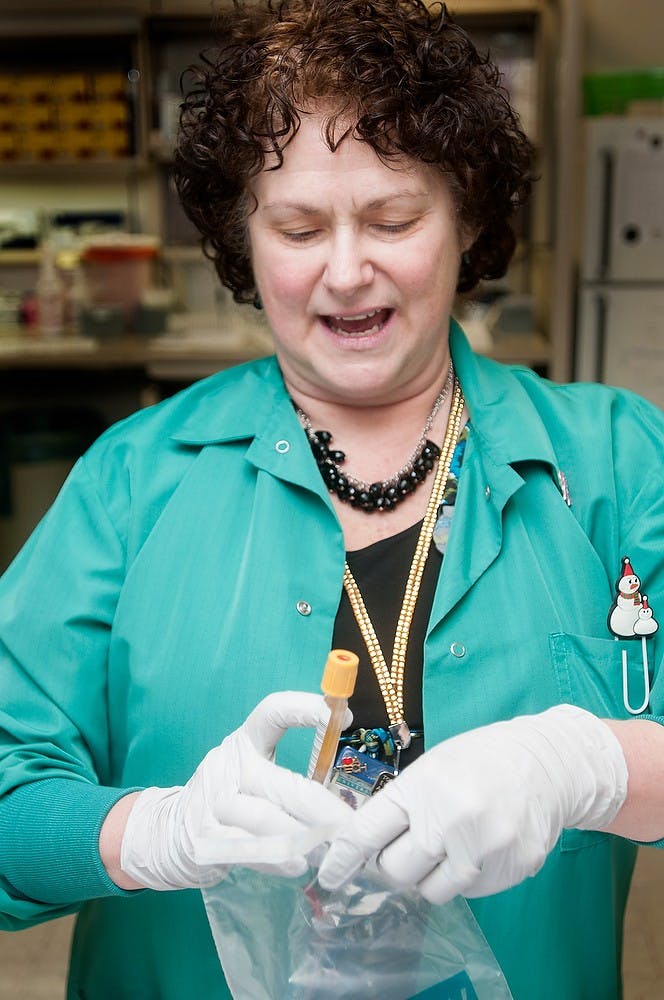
[247,112,466,407]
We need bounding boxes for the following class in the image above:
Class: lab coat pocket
[549,631,641,854]
[548,631,649,719]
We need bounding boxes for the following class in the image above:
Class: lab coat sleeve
[0,450,138,927]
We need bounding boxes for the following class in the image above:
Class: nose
[322,229,373,297]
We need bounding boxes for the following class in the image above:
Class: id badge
[328,745,396,810]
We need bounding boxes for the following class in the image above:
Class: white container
[36,243,65,336]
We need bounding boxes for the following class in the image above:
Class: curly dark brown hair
[173,0,534,304]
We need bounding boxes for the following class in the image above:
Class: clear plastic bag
[202,861,513,1000]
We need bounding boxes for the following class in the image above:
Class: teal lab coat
[0,322,662,999]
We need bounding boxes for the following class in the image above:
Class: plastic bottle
[66,264,88,333]
[36,242,65,336]
[307,649,359,785]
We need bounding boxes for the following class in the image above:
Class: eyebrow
[260,190,429,214]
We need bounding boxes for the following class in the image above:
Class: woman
[1,1,663,997]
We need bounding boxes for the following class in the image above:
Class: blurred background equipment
[576,117,664,408]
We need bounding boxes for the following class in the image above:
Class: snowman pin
[607,556,642,637]
[608,556,659,714]
[634,596,659,637]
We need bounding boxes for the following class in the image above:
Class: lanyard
[343,376,465,750]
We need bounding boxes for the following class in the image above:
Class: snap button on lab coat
[275,439,290,453]
[296,600,312,616]
[484,485,491,500]
[450,642,466,658]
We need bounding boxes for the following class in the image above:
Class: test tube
[307,649,359,785]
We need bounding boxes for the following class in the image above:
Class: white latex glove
[121,691,353,891]
[317,705,628,903]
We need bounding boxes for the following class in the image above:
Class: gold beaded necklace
[342,375,465,755]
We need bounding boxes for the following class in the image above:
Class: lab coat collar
[429,323,564,626]
[170,354,330,497]
[170,355,290,445]
[449,319,559,472]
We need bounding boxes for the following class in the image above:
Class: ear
[460,225,479,256]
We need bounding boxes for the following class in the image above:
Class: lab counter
[0,329,273,381]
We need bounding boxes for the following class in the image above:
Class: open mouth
[322,307,393,336]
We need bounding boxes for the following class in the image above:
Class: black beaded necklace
[295,364,453,513]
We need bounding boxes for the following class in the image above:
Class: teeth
[331,308,381,322]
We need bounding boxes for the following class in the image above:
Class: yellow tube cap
[322,649,359,698]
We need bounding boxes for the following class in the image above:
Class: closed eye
[281,229,322,243]
[372,219,418,235]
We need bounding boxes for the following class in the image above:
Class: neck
[288,364,453,446]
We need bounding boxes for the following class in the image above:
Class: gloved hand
[121,691,353,890]
[317,705,628,903]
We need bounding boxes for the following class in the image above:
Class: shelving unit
[0,0,578,385]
